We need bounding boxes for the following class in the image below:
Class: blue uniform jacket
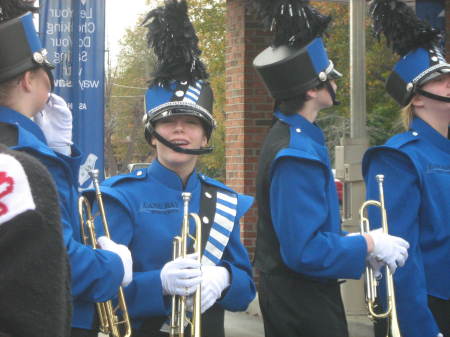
[94,159,256,329]
[363,117,450,337]
[269,111,367,279]
[0,106,124,329]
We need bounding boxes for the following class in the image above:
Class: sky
[105,0,151,65]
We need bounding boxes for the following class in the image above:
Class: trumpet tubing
[78,170,132,337]
[359,174,401,337]
[170,192,202,337]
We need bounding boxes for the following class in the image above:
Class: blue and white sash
[201,190,237,266]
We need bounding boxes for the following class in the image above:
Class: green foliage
[188,0,226,181]
[312,1,404,157]
[105,16,155,175]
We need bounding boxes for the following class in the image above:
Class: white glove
[97,236,133,287]
[198,265,230,313]
[34,93,73,156]
[366,254,384,280]
[160,254,202,296]
[437,333,443,337]
[369,228,409,274]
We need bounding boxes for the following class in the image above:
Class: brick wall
[225,0,272,261]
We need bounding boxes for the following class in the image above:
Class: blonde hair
[401,100,415,130]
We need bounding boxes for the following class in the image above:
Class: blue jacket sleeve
[51,149,124,303]
[270,157,367,279]
[365,149,440,337]
[217,194,256,311]
[94,194,168,318]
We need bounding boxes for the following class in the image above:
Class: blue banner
[39,0,105,190]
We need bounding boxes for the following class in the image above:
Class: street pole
[335,0,370,317]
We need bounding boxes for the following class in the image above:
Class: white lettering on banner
[79,36,91,48]
[50,37,71,48]
[46,22,96,35]
[80,51,88,62]
[46,22,72,34]
[49,8,73,18]
[48,7,93,20]
[79,8,93,19]
[54,79,73,88]
[79,80,100,90]
[79,21,96,33]
[65,102,88,110]
[48,37,92,50]
[46,1,101,113]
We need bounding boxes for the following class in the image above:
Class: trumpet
[170,192,202,337]
[78,170,132,337]
[359,174,401,337]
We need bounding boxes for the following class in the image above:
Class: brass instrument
[359,174,401,337]
[78,170,132,337]
[170,192,202,337]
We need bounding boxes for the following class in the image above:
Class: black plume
[0,0,38,23]
[142,0,208,88]
[247,0,331,47]
[369,0,441,56]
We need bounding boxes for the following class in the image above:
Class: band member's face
[317,80,337,109]
[152,115,207,169]
[415,73,450,117]
[29,68,52,116]
[422,73,450,96]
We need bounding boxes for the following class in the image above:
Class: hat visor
[150,106,216,129]
[418,66,450,87]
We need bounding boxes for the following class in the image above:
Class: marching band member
[91,1,256,336]
[0,145,71,337]
[0,1,132,336]
[365,1,450,336]
[250,1,410,336]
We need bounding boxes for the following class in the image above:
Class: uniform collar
[275,110,325,145]
[411,117,450,154]
[148,159,200,192]
[0,106,47,144]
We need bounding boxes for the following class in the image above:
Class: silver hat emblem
[33,52,44,64]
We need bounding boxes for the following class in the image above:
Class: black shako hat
[0,1,54,89]
[142,0,216,156]
[370,0,450,107]
[250,0,342,103]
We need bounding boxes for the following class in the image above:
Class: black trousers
[429,296,450,337]
[374,295,450,337]
[258,272,349,337]
[135,304,225,337]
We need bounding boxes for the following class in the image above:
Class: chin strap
[151,130,213,155]
[416,88,450,103]
[325,81,340,106]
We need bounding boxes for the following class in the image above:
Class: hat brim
[418,66,450,87]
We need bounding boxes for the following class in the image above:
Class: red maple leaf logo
[0,172,14,216]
